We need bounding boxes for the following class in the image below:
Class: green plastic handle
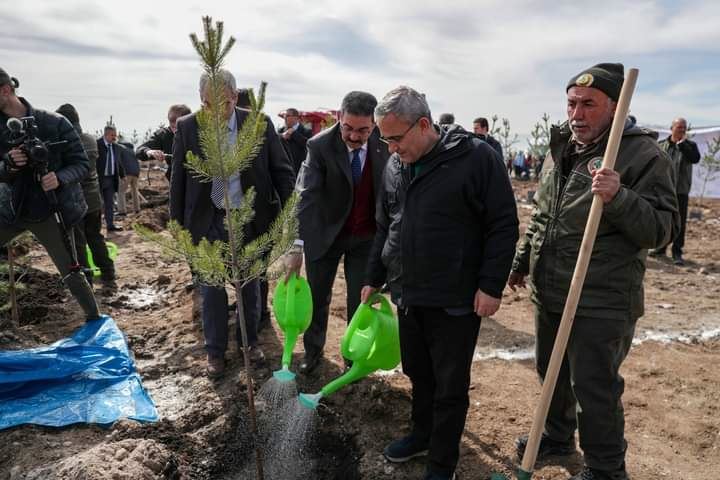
[343,307,379,361]
[367,293,392,314]
[286,272,297,327]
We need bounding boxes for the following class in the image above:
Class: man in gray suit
[286,91,389,374]
[170,69,295,378]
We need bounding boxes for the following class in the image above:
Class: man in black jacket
[362,86,519,480]
[136,104,191,181]
[278,108,312,174]
[56,103,116,283]
[650,117,701,265]
[0,68,100,321]
[170,69,295,378]
[472,116,504,160]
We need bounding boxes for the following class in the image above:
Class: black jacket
[170,108,295,245]
[0,98,88,226]
[96,139,126,192]
[137,127,174,180]
[278,123,312,174]
[366,125,519,307]
[476,133,503,159]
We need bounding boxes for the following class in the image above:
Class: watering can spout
[298,392,322,410]
[272,366,296,383]
[320,362,376,397]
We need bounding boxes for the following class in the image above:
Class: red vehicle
[278,109,339,135]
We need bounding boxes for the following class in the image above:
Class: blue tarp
[0,315,158,430]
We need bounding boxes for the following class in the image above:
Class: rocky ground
[1,170,718,480]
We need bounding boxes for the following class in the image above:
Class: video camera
[4,116,65,173]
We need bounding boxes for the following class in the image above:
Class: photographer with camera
[0,68,100,321]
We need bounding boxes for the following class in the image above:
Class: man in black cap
[508,63,679,480]
[0,68,101,321]
[437,112,455,127]
[56,103,116,284]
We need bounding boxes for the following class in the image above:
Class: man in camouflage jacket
[508,63,679,480]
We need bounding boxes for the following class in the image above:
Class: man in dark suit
[286,91,390,374]
[278,108,312,174]
[170,69,295,378]
[96,125,125,232]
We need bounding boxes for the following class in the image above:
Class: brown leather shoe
[207,355,225,379]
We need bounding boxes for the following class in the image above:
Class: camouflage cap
[566,63,624,101]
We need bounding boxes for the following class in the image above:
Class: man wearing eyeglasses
[286,91,389,375]
[361,86,518,480]
[137,104,192,181]
[278,107,312,175]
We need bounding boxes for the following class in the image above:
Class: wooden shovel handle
[520,68,639,473]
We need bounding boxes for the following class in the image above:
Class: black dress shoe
[516,433,576,461]
[299,353,322,375]
[569,466,629,480]
[107,225,124,232]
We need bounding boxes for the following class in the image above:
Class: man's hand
[284,250,303,283]
[590,167,620,204]
[146,149,166,162]
[474,289,501,317]
[507,271,527,291]
[41,172,59,191]
[8,149,28,169]
[360,285,379,304]
[282,129,293,141]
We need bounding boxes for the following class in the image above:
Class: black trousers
[535,307,636,472]
[671,193,689,257]
[74,209,115,278]
[399,306,481,476]
[100,176,116,229]
[201,208,261,358]
[302,233,373,357]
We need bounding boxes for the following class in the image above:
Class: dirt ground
[1,170,718,480]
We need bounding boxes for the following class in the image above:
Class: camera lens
[30,143,49,163]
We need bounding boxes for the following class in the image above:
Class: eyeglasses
[379,118,419,145]
[340,123,372,135]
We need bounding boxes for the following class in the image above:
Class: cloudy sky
[2,0,719,141]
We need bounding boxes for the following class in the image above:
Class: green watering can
[272,273,313,382]
[299,293,400,409]
[85,241,118,277]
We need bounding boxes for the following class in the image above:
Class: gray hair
[672,117,687,128]
[199,69,237,95]
[375,86,432,124]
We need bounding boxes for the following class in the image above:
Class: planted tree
[137,17,298,480]
[497,117,518,163]
[489,114,501,137]
[697,135,720,207]
[527,112,551,160]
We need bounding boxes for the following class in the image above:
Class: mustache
[571,121,588,128]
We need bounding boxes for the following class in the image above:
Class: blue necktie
[351,148,362,185]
